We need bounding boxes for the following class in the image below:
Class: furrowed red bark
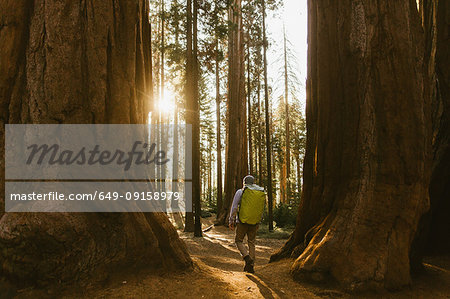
[0,0,192,288]
[217,0,248,225]
[271,0,430,291]
[412,0,450,261]
[426,0,450,255]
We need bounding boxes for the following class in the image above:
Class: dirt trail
[6,215,440,298]
[178,221,321,298]
[77,218,324,299]
[71,217,450,299]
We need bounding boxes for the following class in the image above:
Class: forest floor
[13,216,450,298]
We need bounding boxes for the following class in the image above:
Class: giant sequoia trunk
[271,1,430,291]
[426,0,450,255]
[410,0,450,265]
[0,0,191,288]
[217,0,248,224]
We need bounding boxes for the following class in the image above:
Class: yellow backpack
[238,187,266,225]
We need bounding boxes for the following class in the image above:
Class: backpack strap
[237,187,247,222]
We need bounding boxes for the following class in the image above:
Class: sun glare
[158,88,176,113]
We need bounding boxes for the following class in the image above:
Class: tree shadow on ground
[246,274,278,299]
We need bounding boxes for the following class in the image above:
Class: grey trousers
[235,222,259,263]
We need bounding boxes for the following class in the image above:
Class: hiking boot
[243,255,254,273]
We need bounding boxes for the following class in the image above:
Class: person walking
[229,175,266,273]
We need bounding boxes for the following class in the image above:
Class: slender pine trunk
[262,0,273,231]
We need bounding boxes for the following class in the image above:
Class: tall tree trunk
[208,140,212,206]
[413,0,450,259]
[0,0,192,287]
[271,0,430,291]
[161,0,165,105]
[427,0,450,255]
[208,139,214,205]
[153,2,161,108]
[170,0,182,223]
[282,25,290,204]
[247,47,253,175]
[160,0,167,197]
[262,0,274,231]
[257,73,263,184]
[171,103,179,201]
[215,40,223,215]
[192,0,202,237]
[171,102,184,230]
[156,1,163,195]
[295,152,301,194]
[184,0,195,232]
[217,0,248,224]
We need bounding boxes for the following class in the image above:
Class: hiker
[229,175,266,273]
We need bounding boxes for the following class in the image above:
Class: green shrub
[273,203,297,228]
[201,209,212,218]
[202,187,218,214]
